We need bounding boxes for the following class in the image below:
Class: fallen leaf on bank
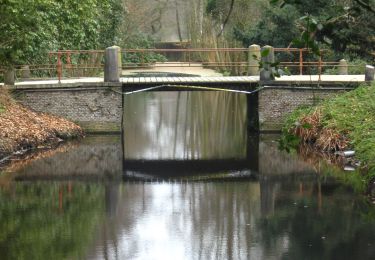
[0,89,83,157]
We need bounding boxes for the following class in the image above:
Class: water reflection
[123,91,247,160]
[84,181,375,260]
[1,88,375,259]
[12,136,123,181]
[0,182,105,260]
[1,136,375,260]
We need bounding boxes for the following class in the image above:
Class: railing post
[260,45,275,81]
[318,51,322,81]
[57,52,62,83]
[20,65,30,80]
[4,68,15,85]
[104,46,122,83]
[248,44,260,76]
[338,59,348,75]
[188,51,191,67]
[66,51,72,77]
[118,47,122,77]
[66,52,71,66]
[365,65,375,82]
[299,49,303,75]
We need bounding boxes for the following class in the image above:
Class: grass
[282,81,375,189]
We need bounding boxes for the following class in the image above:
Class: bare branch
[217,0,235,37]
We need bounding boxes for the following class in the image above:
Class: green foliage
[234,4,300,48]
[122,34,167,65]
[206,0,218,15]
[205,0,233,21]
[319,162,368,193]
[283,82,375,187]
[292,15,322,56]
[235,0,375,60]
[324,56,369,75]
[250,48,292,79]
[0,0,124,66]
[97,0,124,47]
[320,84,375,175]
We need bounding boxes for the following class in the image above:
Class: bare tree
[217,0,235,37]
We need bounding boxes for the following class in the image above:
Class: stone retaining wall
[258,86,349,131]
[16,86,122,133]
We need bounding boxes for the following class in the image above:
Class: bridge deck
[1,75,365,89]
[122,76,259,85]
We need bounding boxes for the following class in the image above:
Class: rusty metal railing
[48,50,105,82]
[0,47,361,83]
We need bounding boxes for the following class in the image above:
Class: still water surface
[1,91,374,260]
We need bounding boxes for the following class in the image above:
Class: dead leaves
[292,108,349,152]
[0,90,83,157]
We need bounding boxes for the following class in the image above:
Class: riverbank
[281,82,375,193]
[0,88,83,162]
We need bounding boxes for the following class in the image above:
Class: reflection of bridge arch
[124,159,257,173]
[123,158,259,182]
[123,131,260,181]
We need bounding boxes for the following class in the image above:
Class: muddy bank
[0,88,83,162]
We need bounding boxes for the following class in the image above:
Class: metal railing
[121,47,343,74]
[0,47,359,82]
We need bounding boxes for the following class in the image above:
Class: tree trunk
[175,0,183,42]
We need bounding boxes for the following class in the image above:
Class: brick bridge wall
[258,84,353,131]
[14,82,355,133]
[16,85,123,133]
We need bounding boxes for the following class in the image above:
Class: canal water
[1,91,374,260]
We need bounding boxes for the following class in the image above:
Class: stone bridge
[2,46,373,133]
[6,75,364,133]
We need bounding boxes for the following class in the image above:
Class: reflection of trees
[0,182,104,260]
[86,183,157,259]
[124,91,247,160]
[13,136,123,181]
[88,182,262,259]
[258,182,375,260]
[84,180,375,259]
[181,182,262,259]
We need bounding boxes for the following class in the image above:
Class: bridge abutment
[258,84,352,132]
[15,85,123,133]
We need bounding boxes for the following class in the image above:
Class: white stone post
[338,59,348,75]
[260,45,275,81]
[248,44,261,76]
[104,46,122,83]
[21,65,31,79]
[365,65,374,82]
[4,68,15,85]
